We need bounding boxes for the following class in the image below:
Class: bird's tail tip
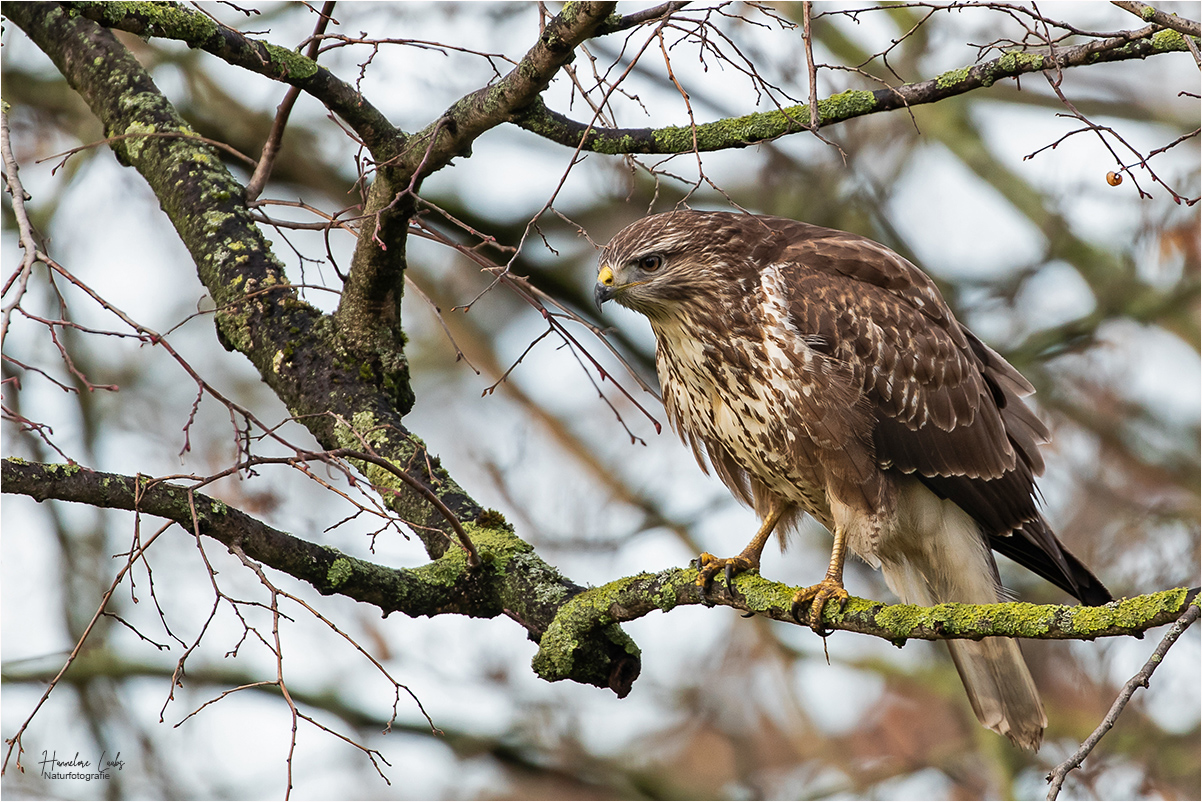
[948,637,1046,751]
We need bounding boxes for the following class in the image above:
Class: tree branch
[6,459,1195,699]
[69,0,405,160]
[1112,1,1201,38]
[1,458,474,616]
[1,458,639,695]
[514,23,1197,154]
[4,5,640,694]
[593,1,690,36]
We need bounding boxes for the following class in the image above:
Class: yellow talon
[791,577,850,634]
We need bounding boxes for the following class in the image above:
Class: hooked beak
[594,264,616,311]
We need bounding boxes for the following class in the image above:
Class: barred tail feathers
[879,480,1046,751]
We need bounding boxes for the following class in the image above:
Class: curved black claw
[695,552,757,606]
[695,554,717,607]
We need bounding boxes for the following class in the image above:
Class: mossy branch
[68,0,406,160]
[1,458,640,695]
[1,458,483,616]
[514,24,1197,154]
[531,566,1198,685]
[4,458,1195,699]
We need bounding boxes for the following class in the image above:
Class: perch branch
[5,460,1194,697]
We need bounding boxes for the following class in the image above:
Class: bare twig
[1,519,172,775]
[0,109,40,347]
[407,219,663,424]
[802,2,819,132]
[37,131,256,173]
[310,31,516,74]
[1045,599,1201,800]
[245,1,338,202]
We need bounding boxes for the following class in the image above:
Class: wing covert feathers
[762,216,1109,605]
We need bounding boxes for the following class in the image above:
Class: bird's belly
[669,370,834,527]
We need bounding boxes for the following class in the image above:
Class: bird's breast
[652,315,834,520]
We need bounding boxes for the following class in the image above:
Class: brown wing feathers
[763,216,1112,606]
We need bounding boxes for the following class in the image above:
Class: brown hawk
[594,210,1111,751]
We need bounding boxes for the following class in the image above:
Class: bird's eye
[636,254,663,272]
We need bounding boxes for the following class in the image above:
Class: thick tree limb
[5,459,1194,698]
[331,1,616,411]
[1,458,639,695]
[514,24,1197,154]
[68,0,405,160]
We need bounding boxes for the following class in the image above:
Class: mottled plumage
[595,210,1110,750]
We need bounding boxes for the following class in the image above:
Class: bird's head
[593,251,671,316]
[595,211,745,319]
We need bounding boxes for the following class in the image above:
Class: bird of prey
[593,210,1111,750]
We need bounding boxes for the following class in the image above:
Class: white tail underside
[877,481,1047,751]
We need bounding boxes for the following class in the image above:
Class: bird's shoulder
[745,216,960,339]
[749,219,1023,470]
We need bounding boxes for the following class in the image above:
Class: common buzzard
[594,210,1111,750]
